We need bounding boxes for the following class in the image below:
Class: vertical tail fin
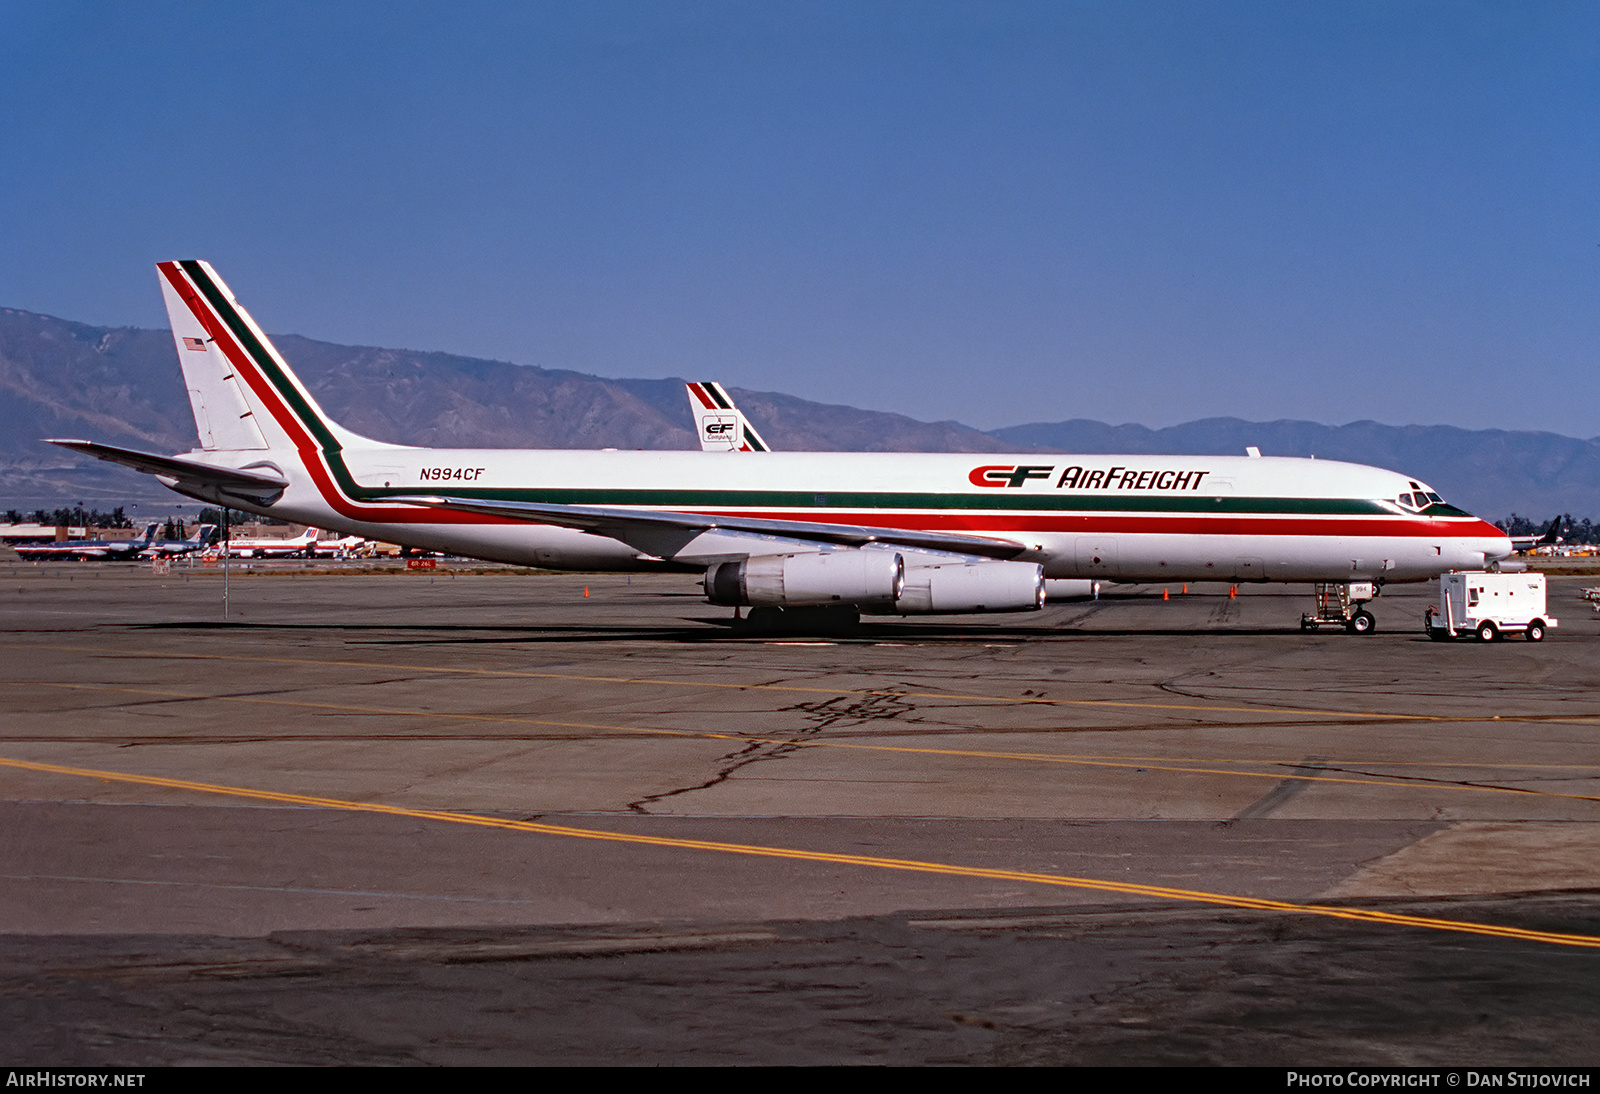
[157,261,386,454]
[685,381,771,452]
[160,267,269,451]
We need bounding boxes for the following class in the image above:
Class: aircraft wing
[391,494,1031,562]
[44,440,290,503]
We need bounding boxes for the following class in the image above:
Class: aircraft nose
[1484,534,1515,564]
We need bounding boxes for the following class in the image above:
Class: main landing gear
[734,605,862,637]
[1300,582,1378,635]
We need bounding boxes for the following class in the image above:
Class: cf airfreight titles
[969,465,1211,490]
[45,260,1513,630]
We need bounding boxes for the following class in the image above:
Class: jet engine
[892,560,1045,613]
[1044,578,1100,600]
[704,550,905,607]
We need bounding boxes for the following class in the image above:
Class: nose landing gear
[1300,581,1378,635]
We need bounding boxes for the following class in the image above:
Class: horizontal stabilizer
[45,439,290,503]
[391,494,1029,561]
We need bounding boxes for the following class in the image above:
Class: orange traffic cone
[1229,584,1237,598]
[1163,588,1169,600]
[1182,583,1188,595]
[583,586,589,598]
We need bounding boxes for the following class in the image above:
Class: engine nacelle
[705,550,905,607]
[1044,578,1100,600]
[892,560,1045,613]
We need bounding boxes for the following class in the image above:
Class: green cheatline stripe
[704,383,732,410]
[176,263,1479,523]
[373,486,1452,517]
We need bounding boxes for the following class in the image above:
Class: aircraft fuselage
[54,259,1512,613]
[169,443,1509,583]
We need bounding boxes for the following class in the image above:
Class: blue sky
[3,1,1597,434]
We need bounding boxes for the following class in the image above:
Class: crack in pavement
[625,692,918,814]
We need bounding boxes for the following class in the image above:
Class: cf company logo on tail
[702,416,739,440]
[969,464,1214,491]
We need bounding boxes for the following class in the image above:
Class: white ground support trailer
[1425,571,1556,641]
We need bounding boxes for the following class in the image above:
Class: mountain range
[3,306,1595,522]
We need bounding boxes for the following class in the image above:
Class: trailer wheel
[1348,609,1375,635]
[1476,620,1498,642]
[1526,619,1546,642]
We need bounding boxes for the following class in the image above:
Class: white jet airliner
[220,526,320,559]
[47,261,1512,629]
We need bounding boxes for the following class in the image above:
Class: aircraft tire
[1348,610,1375,635]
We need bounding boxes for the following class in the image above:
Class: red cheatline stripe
[688,383,718,410]
[690,510,1508,540]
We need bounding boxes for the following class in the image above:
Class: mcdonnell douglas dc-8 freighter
[46,261,1512,631]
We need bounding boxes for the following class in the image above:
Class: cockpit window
[1396,487,1447,512]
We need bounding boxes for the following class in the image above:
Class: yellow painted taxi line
[2,754,1596,950]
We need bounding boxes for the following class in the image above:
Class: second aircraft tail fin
[686,381,771,452]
